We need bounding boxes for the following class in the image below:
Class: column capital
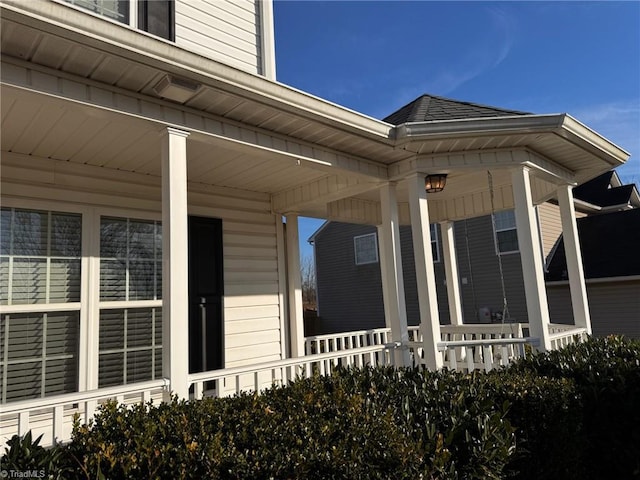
[163,127,191,138]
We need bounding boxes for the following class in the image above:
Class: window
[98,308,162,387]
[64,0,175,40]
[354,233,378,265]
[100,217,162,301]
[0,208,81,402]
[493,210,519,254]
[429,224,440,263]
[138,0,174,40]
[99,216,163,387]
[64,0,130,24]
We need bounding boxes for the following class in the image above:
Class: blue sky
[272,1,640,258]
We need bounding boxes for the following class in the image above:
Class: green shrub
[510,335,640,479]
[1,431,72,480]
[4,336,638,479]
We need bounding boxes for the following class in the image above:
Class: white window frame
[96,211,163,388]
[354,232,379,265]
[0,198,167,399]
[0,198,91,400]
[492,210,519,255]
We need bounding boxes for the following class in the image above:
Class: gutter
[393,114,630,166]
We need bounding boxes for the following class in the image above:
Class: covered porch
[0,1,629,448]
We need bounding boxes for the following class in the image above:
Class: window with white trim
[0,208,81,402]
[429,224,440,263]
[98,217,163,387]
[493,210,519,254]
[63,0,175,40]
[354,233,378,265]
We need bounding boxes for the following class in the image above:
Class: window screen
[138,0,174,40]
[354,233,378,265]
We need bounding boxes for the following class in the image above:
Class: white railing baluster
[18,411,29,437]
[53,405,64,444]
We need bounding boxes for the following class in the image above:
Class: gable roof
[546,208,640,281]
[383,94,531,124]
[573,171,640,209]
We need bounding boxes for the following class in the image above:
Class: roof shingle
[383,94,531,124]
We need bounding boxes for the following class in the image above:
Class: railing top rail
[440,323,527,333]
[0,379,168,415]
[188,344,390,384]
[548,327,587,340]
[432,337,536,351]
[304,328,391,342]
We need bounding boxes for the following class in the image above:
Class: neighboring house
[311,96,639,336]
[546,182,640,338]
[0,1,631,445]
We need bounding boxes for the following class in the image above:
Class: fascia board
[1,1,393,141]
[393,114,630,167]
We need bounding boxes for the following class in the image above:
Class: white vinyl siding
[0,207,81,402]
[174,0,262,75]
[493,210,519,254]
[354,233,378,265]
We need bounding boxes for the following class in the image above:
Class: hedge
[2,336,639,479]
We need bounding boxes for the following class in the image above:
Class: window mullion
[41,312,48,398]
[8,209,15,305]
[45,212,52,304]
[2,315,9,403]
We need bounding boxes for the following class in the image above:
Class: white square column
[557,184,592,333]
[161,127,191,399]
[378,183,410,367]
[512,167,551,351]
[285,214,305,357]
[407,175,444,369]
[440,220,463,326]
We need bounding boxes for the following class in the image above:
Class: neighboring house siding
[538,202,587,265]
[547,280,640,338]
[1,156,284,373]
[175,0,262,75]
[454,216,528,323]
[314,222,447,334]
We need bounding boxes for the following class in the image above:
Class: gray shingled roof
[383,94,531,124]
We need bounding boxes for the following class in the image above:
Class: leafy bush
[0,431,71,480]
[3,336,638,479]
[510,335,640,479]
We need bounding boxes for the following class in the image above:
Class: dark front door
[188,216,224,373]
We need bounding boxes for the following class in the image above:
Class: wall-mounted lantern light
[424,174,448,193]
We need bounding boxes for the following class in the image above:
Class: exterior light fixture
[424,174,447,193]
[153,74,202,103]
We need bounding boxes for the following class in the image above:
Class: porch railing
[188,343,394,399]
[0,379,168,448]
[304,328,391,355]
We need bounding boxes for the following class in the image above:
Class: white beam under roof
[271,175,382,214]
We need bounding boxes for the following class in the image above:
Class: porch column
[286,214,304,357]
[440,220,463,326]
[378,183,410,366]
[407,175,443,370]
[161,127,190,399]
[557,184,592,333]
[512,167,551,351]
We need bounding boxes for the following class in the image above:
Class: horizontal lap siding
[547,281,640,338]
[1,156,285,369]
[175,0,261,75]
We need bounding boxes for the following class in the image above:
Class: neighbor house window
[0,208,81,402]
[98,216,162,387]
[493,210,519,254]
[429,224,440,263]
[64,0,174,40]
[354,233,378,265]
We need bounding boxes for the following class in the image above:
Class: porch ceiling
[0,1,630,224]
